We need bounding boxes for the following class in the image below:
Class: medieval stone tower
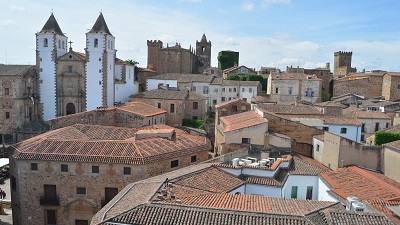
[85,13,116,110]
[196,34,212,72]
[36,13,68,120]
[333,51,356,77]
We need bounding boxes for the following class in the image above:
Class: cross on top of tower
[68,41,73,50]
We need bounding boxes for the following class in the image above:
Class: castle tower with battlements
[333,51,357,77]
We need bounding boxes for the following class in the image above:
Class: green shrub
[374,131,400,146]
[182,119,205,130]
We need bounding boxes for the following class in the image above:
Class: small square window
[340,128,347,134]
[31,163,38,171]
[158,103,161,108]
[171,160,179,168]
[221,97,225,102]
[213,100,217,104]
[242,138,250,144]
[123,167,131,175]
[61,164,68,172]
[77,187,86,195]
[193,102,198,109]
[170,104,175,113]
[5,112,10,119]
[68,66,73,73]
[316,145,320,152]
[191,155,197,163]
[222,88,225,92]
[249,88,252,93]
[92,166,99,173]
[4,88,9,95]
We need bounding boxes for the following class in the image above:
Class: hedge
[374,131,400,146]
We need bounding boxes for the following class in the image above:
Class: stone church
[147,34,212,75]
[37,13,138,121]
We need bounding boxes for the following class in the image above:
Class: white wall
[282,175,319,200]
[318,178,338,202]
[147,79,177,91]
[313,137,325,163]
[115,65,138,103]
[239,85,257,103]
[37,33,67,120]
[244,184,281,197]
[86,33,105,110]
[328,124,361,142]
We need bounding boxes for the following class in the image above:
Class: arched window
[44,38,48,47]
[202,46,205,53]
[66,103,76,115]
[94,38,98,48]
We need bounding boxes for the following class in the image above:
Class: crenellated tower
[85,13,116,110]
[36,13,68,120]
[333,51,356,77]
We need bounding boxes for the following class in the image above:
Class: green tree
[322,90,331,102]
[126,59,139,66]
[226,74,241,81]
[374,131,400,146]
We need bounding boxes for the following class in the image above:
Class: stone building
[332,72,385,98]
[0,65,47,140]
[333,51,356,77]
[9,123,211,225]
[147,34,211,75]
[287,64,332,93]
[136,67,157,92]
[267,72,322,104]
[222,65,257,79]
[37,13,139,121]
[131,89,207,126]
[49,101,166,130]
[382,72,400,101]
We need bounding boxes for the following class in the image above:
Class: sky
[1,0,400,72]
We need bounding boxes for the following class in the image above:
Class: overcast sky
[1,0,400,72]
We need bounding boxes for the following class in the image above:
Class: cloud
[276,57,301,66]
[261,0,292,9]
[10,5,26,11]
[242,2,255,11]
[217,37,240,45]
[0,20,17,27]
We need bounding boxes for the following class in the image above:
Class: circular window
[69,55,72,59]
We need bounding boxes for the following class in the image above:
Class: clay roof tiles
[256,104,322,115]
[0,65,36,76]
[117,101,166,117]
[88,13,112,35]
[131,89,188,100]
[219,111,268,132]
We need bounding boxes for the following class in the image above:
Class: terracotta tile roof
[222,79,260,86]
[384,139,400,149]
[381,124,400,133]
[210,77,223,84]
[343,105,390,119]
[289,154,330,175]
[214,99,249,108]
[137,67,156,73]
[131,89,189,100]
[313,134,325,141]
[0,64,35,76]
[117,101,166,117]
[187,91,207,100]
[219,111,268,132]
[256,104,322,115]
[12,124,211,165]
[240,170,288,187]
[321,116,361,125]
[39,13,64,36]
[320,166,400,224]
[313,101,343,107]
[179,193,338,216]
[385,72,400,77]
[251,95,275,104]
[107,203,316,225]
[178,74,215,83]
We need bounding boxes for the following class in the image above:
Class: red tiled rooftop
[220,111,267,132]
[12,124,210,164]
[215,99,248,108]
[118,101,166,117]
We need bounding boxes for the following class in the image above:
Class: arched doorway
[66,103,76,115]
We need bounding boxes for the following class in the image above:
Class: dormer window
[94,38,98,48]
[44,38,48,47]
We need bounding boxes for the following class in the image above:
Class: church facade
[36,13,138,121]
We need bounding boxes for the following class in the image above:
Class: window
[203,86,209,94]
[323,127,329,131]
[62,41,65,49]
[58,40,61,48]
[361,123,365,132]
[232,105,237,112]
[398,84,400,89]
[306,88,313,97]
[44,38,48,47]
[94,38,98,48]
[306,186,313,200]
[68,66,73,73]
[249,88,252,93]
[192,116,198,120]
[229,88,232,92]
[361,135,365,141]
[191,155,197,163]
[99,81,101,85]
[316,144,320,152]
[171,159,179,168]
[92,166,99,173]
[233,88,236,92]
[213,100,217,105]
[375,123,380,131]
[288,87,293,95]
[340,128,347,134]
[99,58,101,61]
[31,163,38,171]
[243,98,247,102]
[61,164,68,172]
[221,97,225,102]
[170,104,175,113]
[222,88,225,92]
[77,187,86,195]
[291,186,298,199]
[5,112,10,119]
[104,187,118,205]
[386,123,390,128]
[228,97,231,100]
[158,103,161,108]
[99,69,101,73]
[4,88,9,95]
[123,167,131,175]
[193,102,198,109]
[242,88,245,92]
[191,86,196,91]
[242,138,250,144]
[275,88,279,94]
[46,209,57,225]
[75,220,89,225]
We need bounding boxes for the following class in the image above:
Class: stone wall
[382,74,400,101]
[333,75,383,98]
[184,98,207,120]
[10,148,209,225]
[49,108,116,130]
[382,146,400,182]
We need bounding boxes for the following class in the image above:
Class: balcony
[40,196,60,206]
